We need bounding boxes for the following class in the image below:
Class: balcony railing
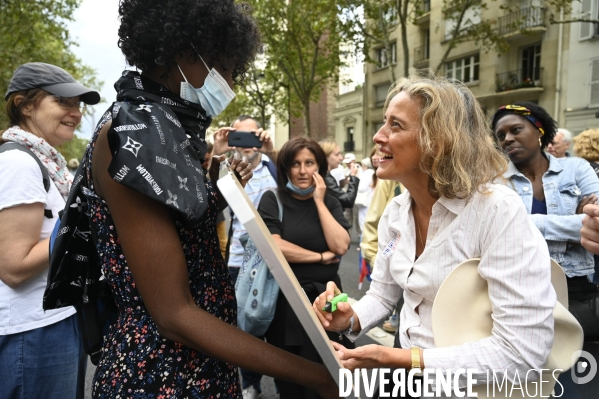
[495,68,543,93]
[344,141,355,152]
[497,7,546,36]
[413,44,429,64]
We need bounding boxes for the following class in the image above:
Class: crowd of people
[1,1,599,399]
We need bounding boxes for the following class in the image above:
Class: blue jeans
[0,314,87,399]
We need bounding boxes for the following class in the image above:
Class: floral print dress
[85,113,240,397]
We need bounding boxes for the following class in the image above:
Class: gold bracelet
[410,347,422,370]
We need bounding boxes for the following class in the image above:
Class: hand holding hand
[581,204,599,255]
[577,194,598,214]
[312,281,354,332]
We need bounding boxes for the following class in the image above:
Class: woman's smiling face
[373,91,423,183]
[21,94,82,147]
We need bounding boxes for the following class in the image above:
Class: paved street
[84,225,392,398]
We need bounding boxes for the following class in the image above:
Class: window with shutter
[580,0,594,40]
[375,83,392,108]
[591,59,599,106]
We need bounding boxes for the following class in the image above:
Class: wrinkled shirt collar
[392,187,469,217]
[504,152,563,179]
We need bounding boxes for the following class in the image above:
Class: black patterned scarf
[105,71,215,226]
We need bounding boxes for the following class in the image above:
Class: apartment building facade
[563,0,599,134]
[359,0,584,144]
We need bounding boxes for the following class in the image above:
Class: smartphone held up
[228,131,262,149]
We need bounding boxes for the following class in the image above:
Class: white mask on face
[177,54,235,117]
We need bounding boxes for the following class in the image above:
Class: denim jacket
[504,154,599,277]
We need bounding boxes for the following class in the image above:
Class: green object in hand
[322,293,348,313]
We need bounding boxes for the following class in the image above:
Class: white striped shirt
[350,183,555,394]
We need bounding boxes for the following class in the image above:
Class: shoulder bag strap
[0,142,50,192]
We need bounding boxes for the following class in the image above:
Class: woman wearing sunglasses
[492,102,599,397]
[0,62,100,398]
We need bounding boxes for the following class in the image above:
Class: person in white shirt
[0,62,100,398]
[212,116,278,284]
[313,73,556,397]
[546,128,572,158]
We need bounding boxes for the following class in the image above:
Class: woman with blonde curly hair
[313,73,556,396]
[574,128,599,177]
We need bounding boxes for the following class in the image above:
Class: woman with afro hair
[493,102,599,398]
[51,0,339,397]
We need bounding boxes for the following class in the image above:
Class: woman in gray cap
[0,62,100,398]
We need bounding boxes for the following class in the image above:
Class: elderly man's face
[547,132,569,158]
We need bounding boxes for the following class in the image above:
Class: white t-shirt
[0,149,76,335]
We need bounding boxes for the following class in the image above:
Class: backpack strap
[0,142,51,192]
[272,189,283,222]
[263,159,277,182]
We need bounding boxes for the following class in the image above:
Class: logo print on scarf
[69,196,84,213]
[136,104,152,112]
[122,137,143,158]
[74,228,91,242]
[185,205,195,220]
[166,190,179,208]
[178,176,189,191]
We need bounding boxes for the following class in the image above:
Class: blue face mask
[286,180,315,196]
[177,55,235,117]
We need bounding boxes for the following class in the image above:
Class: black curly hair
[491,101,558,151]
[118,0,261,83]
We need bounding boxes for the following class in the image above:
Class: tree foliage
[210,60,287,129]
[252,0,345,137]
[0,0,101,135]
[341,0,420,80]
[56,133,88,162]
[344,0,588,79]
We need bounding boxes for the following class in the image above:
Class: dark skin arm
[92,121,339,398]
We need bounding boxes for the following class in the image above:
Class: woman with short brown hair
[259,136,352,399]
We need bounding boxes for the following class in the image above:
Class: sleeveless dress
[83,73,240,398]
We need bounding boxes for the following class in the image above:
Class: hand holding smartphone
[227,131,263,149]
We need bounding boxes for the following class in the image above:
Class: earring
[539,137,542,146]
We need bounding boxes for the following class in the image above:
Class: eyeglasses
[52,95,87,114]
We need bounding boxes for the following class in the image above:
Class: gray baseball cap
[5,62,101,105]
